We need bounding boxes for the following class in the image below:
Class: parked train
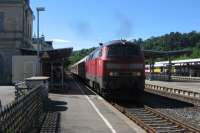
[70,40,145,100]
[145,58,200,77]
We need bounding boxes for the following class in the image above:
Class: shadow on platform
[40,99,68,133]
[49,80,96,96]
[47,99,68,112]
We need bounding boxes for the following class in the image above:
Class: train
[69,40,145,100]
[145,58,200,77]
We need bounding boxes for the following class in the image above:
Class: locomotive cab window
[93,49,102,59]
[107,44,123,56]
[107,44,140,57]
[125,45,140,56]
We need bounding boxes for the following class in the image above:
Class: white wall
[12,56,41,83]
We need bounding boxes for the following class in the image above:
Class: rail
[112,103,200,133]
[145,84,200,106]
[0,85,46,133]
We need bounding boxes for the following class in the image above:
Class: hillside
[135,31,200,60]
[69,47,96,65]
[69,31,200,65]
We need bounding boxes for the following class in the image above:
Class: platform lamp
[36,7,45,57]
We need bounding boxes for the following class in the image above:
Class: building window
[0,12,4,32]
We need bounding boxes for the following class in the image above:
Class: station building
[0,0,34,84]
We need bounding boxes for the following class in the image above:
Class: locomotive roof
[103,40,136,46]
[70,40,137,68]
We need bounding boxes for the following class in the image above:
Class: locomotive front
[102,41,145,98]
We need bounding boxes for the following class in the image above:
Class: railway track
[112,103,200,133]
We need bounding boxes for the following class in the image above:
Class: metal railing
[146,74,170,81]
[145,84,200,106]
[146,74,200,82]
[14,81,28,99]
[171,76,200,81]
[0,85,46,133]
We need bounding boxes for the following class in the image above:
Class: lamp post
[36,7,45,57]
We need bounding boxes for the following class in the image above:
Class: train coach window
[99,49,102,57]
[88,53,93,60]
[93,49,102,59]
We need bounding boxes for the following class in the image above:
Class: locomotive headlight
[132,72,141,76]
[109,72,119,77]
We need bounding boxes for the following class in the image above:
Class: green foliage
[133,31,200,60]
[69,47,96,65]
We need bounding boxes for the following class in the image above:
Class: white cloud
[52,39,72,43]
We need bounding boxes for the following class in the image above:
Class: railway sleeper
[143,120,168,124]
[151,126,181,131]
[137,115,161,120]
[132,112,155,116]
[133,110,161,116]
[154,126,185,130]
[141,117,165,121]
[130,110,154,114]
[146,122,174,127]
[128,108,146,112]
[155,128,186,133]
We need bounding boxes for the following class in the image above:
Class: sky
[30,0,200,50]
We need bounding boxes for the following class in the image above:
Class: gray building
[32,35,54,51]
[0,0,34,84]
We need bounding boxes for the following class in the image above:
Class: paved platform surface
[47,79,146,133]
[146,80,200,93]
[0,86,15,106]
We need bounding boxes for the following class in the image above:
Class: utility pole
[36,7,45,57]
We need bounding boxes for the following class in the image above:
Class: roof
[20,48,73,62]
[146,58,200,67]
[144,50,192,59]
[103,40,137,46]
[41,48,73,61]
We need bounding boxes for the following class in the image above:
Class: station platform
[146,80,200,93]
[45,79,145,133]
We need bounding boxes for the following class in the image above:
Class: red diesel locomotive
[70,40,145,100]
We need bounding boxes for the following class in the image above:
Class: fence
[171,76,200,82]
[0,85,46,133]
[145,84,200,106]
[146,74,200,82]
[146,74,170,81]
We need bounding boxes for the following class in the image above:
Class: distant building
[0,0,34,84]
[32,35,54,51]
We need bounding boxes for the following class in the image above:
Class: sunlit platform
[45,79,145,133]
